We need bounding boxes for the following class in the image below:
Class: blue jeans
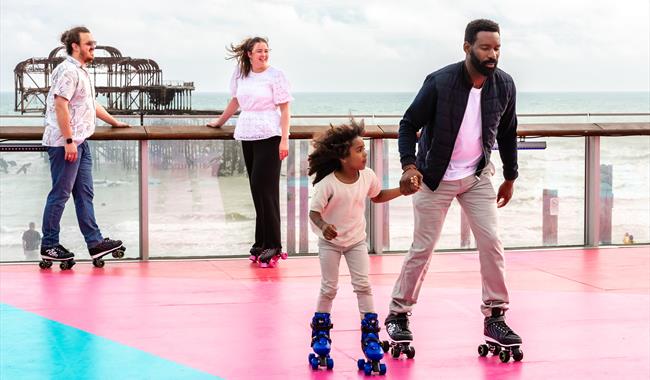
[41,140,103,249]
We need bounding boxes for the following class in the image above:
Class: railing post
[299,140,309,253]
[600,164,613,244]
[286,140,296,254]
[382,140,391,249]
[585,136,601,246]
[139,139,149,260]
[543,189,559,246]
[370,138,384,254]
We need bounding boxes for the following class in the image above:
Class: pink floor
[1,246,649,379]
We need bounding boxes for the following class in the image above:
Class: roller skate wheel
[309,356,319,370]
[357,359,365,370]
[379,363,387,375]
[499,349,511,363]
[381,340,390,352]
[279,252,288,260]
[93,259,105,268]
[326,357,334,370]
[391,346,401,358]
[112,248,125,259]
[249,255,258,263]
[363,362,372,376]
[39,261,52,269]
[512,348,524,362]
[406,345,415,359]
[60,260,74,270]
[478,344,489,357]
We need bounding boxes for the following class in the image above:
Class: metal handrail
[1,112,649,119]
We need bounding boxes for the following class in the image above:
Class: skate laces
[387,319,409,334]
[394,314,410,331]
[489,319,513,336]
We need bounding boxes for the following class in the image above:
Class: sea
[1,91,649,260]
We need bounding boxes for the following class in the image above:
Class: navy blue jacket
[398,61,518,191]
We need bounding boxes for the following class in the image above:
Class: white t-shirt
[230,66,293,141]
[42,55,97,147]
[443,87,484,180]
[309,168,382,247]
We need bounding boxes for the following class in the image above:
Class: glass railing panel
[0,140,140,262]
[490,137,585,247]
[600,136,650,245]
[147,139,291,257]
[384,136,586,251]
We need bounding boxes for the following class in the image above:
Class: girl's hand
[279,138,289,160]
[321,223,338,240]
[400,167,422,195]
[409,175,421,191]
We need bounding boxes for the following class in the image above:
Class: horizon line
[0,89,649,94]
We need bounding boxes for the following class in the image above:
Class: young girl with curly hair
[306,120,418,374]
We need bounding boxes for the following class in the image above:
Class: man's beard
[81,50,94,64]
[470,48,497,76]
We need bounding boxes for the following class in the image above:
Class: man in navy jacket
[385,19,523,355]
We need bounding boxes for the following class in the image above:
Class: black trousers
[241,136,282,249]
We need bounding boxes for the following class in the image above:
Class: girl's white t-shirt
[309,168,382,247]
[230,66,293,141]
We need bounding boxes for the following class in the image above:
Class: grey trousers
[389,164,510,317]
[317,238,375,319]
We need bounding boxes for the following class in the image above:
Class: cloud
[1,0,648,92]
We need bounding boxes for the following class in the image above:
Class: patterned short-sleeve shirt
[229,66,293,141]
[42,55,97,147]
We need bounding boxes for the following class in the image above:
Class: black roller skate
[39,245,75,270]
[258,247,288,268]
[308,312,334,370]
[478,308,523,363]
[248,247,263,263]
[357,313,387,375]
[382,312,415,359]
[89,238,126,268]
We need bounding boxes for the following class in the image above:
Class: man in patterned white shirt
[40,26,128,265]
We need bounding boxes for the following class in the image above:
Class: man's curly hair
[308,119,365,185]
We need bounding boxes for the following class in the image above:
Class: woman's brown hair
[227,37,268,78]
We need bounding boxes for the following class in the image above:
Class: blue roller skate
[357,313,387,375]
[308,312,334,370]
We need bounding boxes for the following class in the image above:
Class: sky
[1,0,649,93]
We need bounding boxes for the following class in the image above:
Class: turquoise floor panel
[0,303,222,380]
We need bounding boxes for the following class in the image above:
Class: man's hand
[496,180,515,208]
[321,223,338,240]
[64,142,78,162]
[112,121,129,128]
[399,166,422,195]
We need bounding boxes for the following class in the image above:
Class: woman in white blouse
[207,37,292,266]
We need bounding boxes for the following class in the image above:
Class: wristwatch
[65,138,73,144]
